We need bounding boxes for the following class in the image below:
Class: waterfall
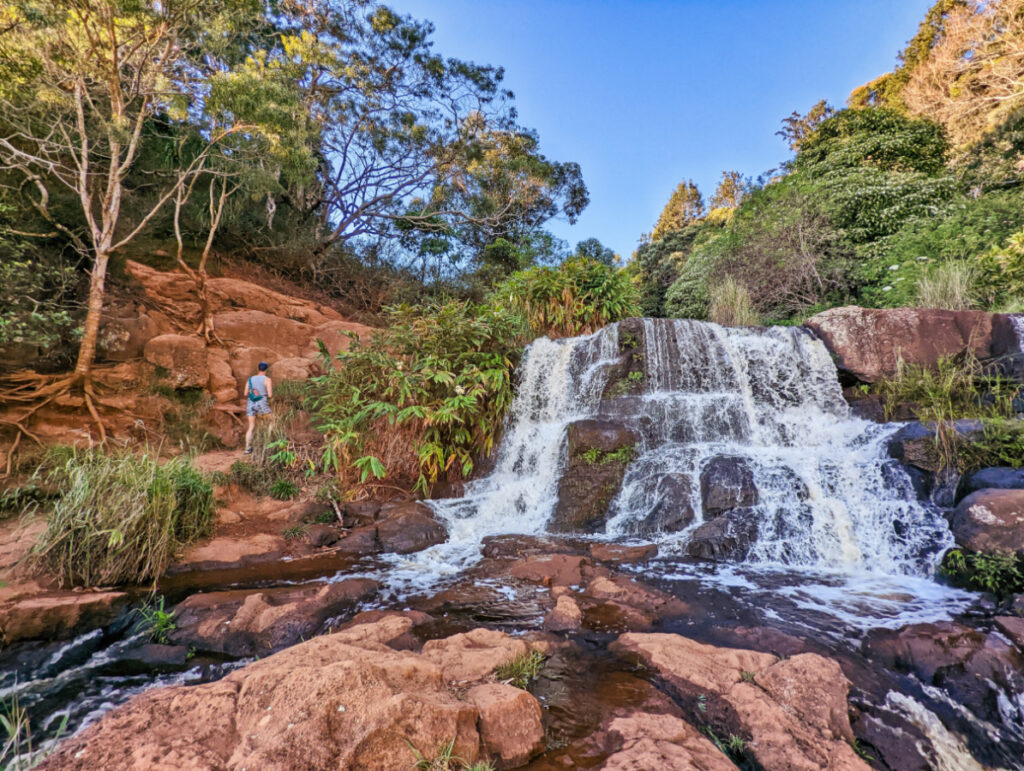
[429,318,953,576]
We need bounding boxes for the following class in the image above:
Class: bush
[312,301,526,495]
[915,261,979,310]
[269,478,299,500]
[492,257,639,338]
[26,448,215,586]
[230,460,273,495]
[708,276,759,326]
[940,548,1024,599]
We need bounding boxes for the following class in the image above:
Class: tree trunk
[73,250,110,380]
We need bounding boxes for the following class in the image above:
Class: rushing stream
[4,318,1024,769]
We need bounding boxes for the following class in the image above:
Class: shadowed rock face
[551,419,638,533]
[804,306,1016,384]
[959,467,1024,501]
[700,455,758,517]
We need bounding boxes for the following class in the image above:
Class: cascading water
[427,318,952,576]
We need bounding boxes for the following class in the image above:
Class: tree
[777,100,835,151]
[709,171,746,210]
[574,238,616,266]
[652,179,705,241]
[0,0,274,434]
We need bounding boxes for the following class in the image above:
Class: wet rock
[611,633,868,770]
[700,455,757,516]
[466,683,545,768]
[589,543,658,564]
[338,500,382,527]
[376,502,447,554]
[334,525,380,556]
[581,574,688,632]
[0,590,130,646]
[598,711,735,771]
[959,467,1024,501]
[481,535,589,559]
[552,419,638,533]
[887,420,983,474]
[634,473,694,534]
[143,334,208,388]
[949,488,1024,555]
[170,578,378,656]
[863,621,1024,725]
[305,524,339,548]
[544,594,583,632]
[508,554,589,587]
[995,616,1024,650]
[804,306,1012,383]
[40,616,493,771]
[685,508,759,561]
[108,643,190,674]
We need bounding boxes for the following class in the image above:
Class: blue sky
[394,0,934,259]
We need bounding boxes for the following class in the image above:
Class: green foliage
[581,445,636,466]
[940,548,1024,598]
[312,301,525,495]
[26,448,214,587]
[652,179,705,241]
[269,479,299,501]
[0,240,79,353]
[1,691,68,771]
[230,460,273,496]
[494,650,546,690]
[134,596,177,644]
[954,419,1024,472]
[977,229,1024,308]
[406,737,493,771]
[633,220,724,317]
[493,257,639,338]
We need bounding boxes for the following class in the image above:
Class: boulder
[589,543,658,564]
[98,313,164,361]
[169,578,378,656]
[0,590,130,646]
[205,347,238,403]
[804,306,1013,383]
[143,334,208,388]
[631,473,694,534]
[305,524,340,548]
[228,346,280,384]
[551,419,638,533]
[995,616,1024,650]
[508,554,589,587]
[421,627,531,684]
[597,711,736,771]
[466,683,545,768]
[268,356,313,382]
[212,309,315,358]
[611,633,869,771]
[39,616,494,771]
[959,467,1024,500]
[686,508,759,561]
[949,489,1024,555]
[543,594,583,632]
[699,455,757,516]
[376,502,447,554]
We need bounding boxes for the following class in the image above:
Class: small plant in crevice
[581,445,636,466]
[494,650,546,691]
[626,370,644,383]
[134,595,176,644]
[282,524,308,540]
[940,548,1024,599]
[852,739,876,763]
[741,670,757,684]
[704,727,750,765]
[405,737,492,770]
[269,478,300,501]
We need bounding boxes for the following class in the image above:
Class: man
[244,361,273,454]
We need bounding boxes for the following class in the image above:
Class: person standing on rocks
[244,361,273,454]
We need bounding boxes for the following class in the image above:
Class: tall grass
[26,447,214,587]
[915,261,978,310]
[708,276,759,327]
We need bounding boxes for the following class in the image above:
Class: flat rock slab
[0,590,130,646]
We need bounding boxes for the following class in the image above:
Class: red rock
[995,616,1024,650]
[143,334,208,388]
[508,554,588,587]
[170,579,378,656]
[422,627,531,684]
[98,313,163,361]
[611,633,868,771]
[805,306,1010,383]
[206,347,238,403]
[589,543,658,564]
[39,616,487,771]
[376,502,447,554]
[466,683,545,768]
[544,594,583,632]
[950,488,1024,555]
[0,590,129,646]
[599,712,735,771]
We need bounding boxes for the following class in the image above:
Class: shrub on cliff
[312,301,527,495]
[491,257,640,337]
[26,448,214,586]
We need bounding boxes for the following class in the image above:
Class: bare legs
[245,414,256,452]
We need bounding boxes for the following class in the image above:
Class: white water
[421,318,952,577]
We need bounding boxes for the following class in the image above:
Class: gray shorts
[246,398,271,417]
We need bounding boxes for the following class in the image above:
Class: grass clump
[406,737,494,770]
[494,650,546,690]
[26,448,215,587]
[1,691,68,771]
[229,460,272,495]
[708,276,759,327]
[915,261,979,310]
[269,478,300,501]
[940,548,1024,599]
[282,524,308,540]
[134,595,176,644]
